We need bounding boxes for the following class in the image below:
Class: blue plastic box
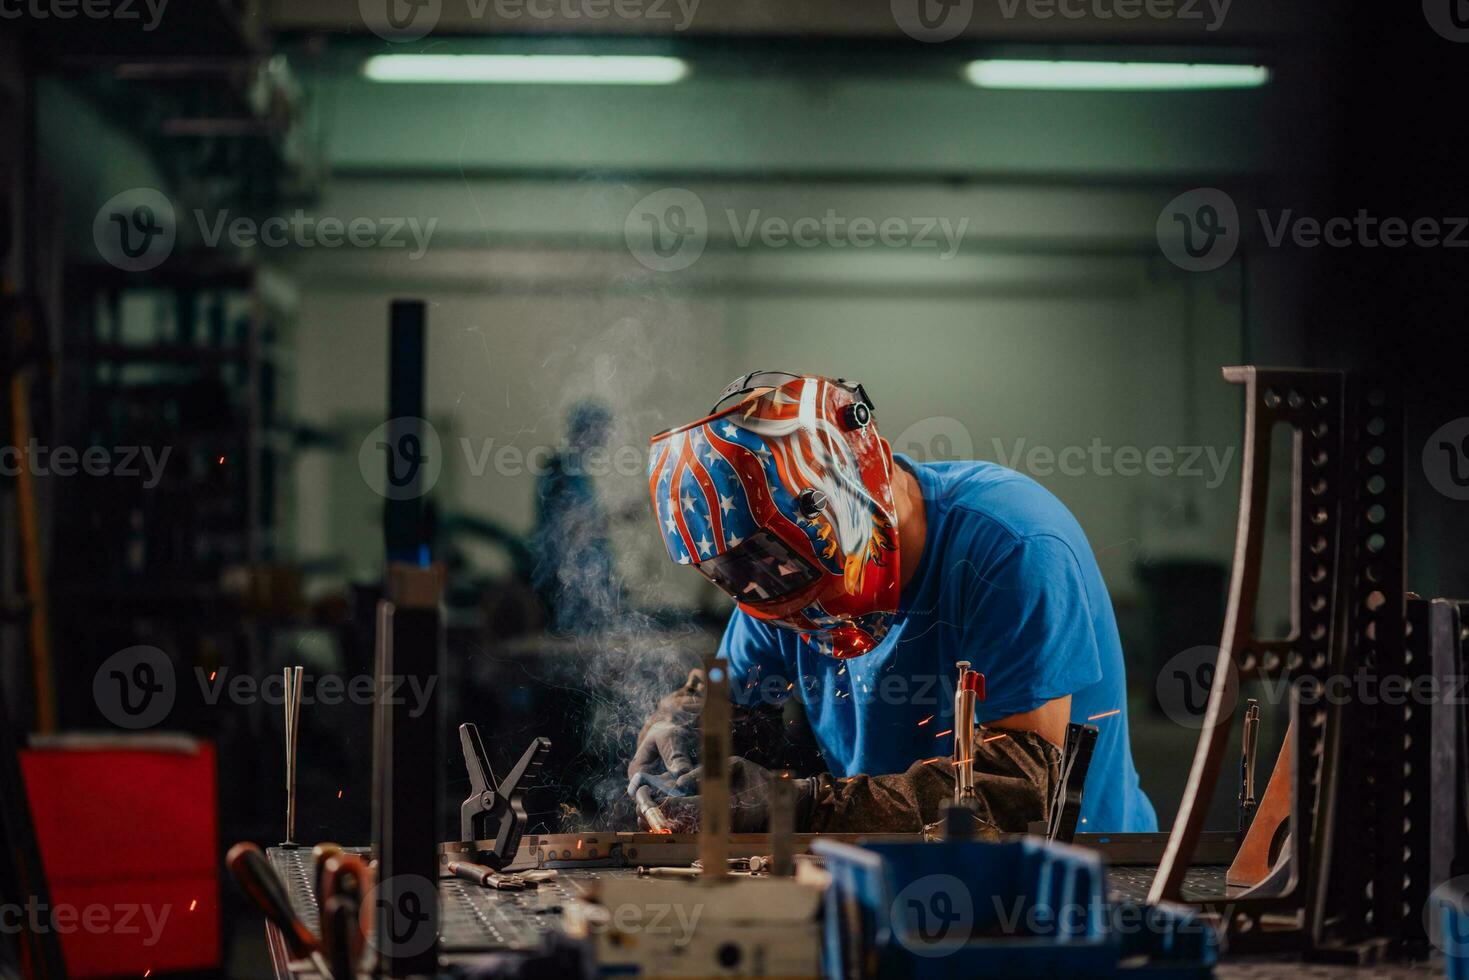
[814,836,1217,979]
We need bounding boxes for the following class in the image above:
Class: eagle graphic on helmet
[647,372,901,658]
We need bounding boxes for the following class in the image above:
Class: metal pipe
[954,661,977,805]
[284,666,302,845]
[1239,698,1260,834]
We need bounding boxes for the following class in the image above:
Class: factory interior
[2,1,1469,977]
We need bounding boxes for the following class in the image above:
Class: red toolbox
[20,735,219,977]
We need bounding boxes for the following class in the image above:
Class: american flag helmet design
[647,373,900,658]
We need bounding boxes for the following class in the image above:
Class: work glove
[650,728,1060,835]
[626,668,705,793]
[653,757,816,833]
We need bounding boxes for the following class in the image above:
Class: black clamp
[1047,722,1098,844]
[458,724,551,870]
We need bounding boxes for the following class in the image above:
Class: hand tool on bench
[445,725,552,870]
[227,841,333,979]
[1047,723,1099,843]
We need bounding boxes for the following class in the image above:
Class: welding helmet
[647,372,900,658]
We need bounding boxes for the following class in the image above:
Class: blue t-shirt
[718,456,1157,833]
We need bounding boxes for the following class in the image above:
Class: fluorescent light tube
[363,54,689,85]
[965,59,1269,91]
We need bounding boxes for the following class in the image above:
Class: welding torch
[629,771,681,832]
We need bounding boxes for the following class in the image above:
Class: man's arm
[989,695,1071,749]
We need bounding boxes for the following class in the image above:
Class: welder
[628,372,1157,835]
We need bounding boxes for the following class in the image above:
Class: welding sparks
[1088,708,1121,721]
[209,670,217,681]
[934,729,953,738]
[189,899,197,912]
[982,732,1008,744]
[917,714,934,726]
[337,789,343,799]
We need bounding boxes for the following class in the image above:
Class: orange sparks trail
[1088,708,1121,721]
[337,790,343,799]
[934,729,953,738]
[916,714,934,727]
[983,732,1008,743]
[189,899,197,912]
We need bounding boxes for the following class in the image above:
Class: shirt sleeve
[717,608,793,708]
[963,533,1104,722]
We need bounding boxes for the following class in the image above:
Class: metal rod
[770,773,796,877]
[1239,698,1260,834]
[284,665,302,845]
[700,656,731,879]
[954,661,977,805]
